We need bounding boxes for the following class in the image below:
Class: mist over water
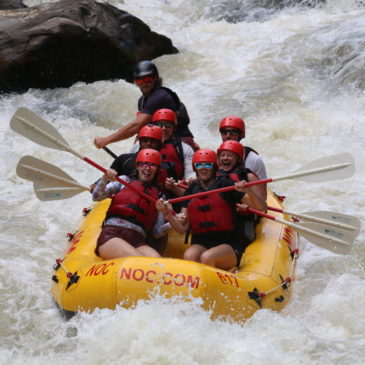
[1,0,364,364]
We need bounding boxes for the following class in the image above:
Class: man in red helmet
[94,60,199,151]
[219,116,267,181]
[111,124,163,177]
[131,108,196,197]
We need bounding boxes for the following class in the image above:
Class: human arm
[164,177,186,197]
[155,199,189,234]
[235,173,267,212]
[92,170,128,201]
[94,113,152,148]
[152,211,172,238]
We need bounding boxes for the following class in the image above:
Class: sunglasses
[155,121,174,128]
[220,128,240,136]
[194,162,214,169]
[135,76,154,85]
[137,162,158,169]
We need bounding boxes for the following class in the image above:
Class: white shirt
[245,151,267,180]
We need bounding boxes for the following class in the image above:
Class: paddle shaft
[169,179,269,203]
[267,206,357,231]
[83,158,155,203]
[16,114,155,203]
[169,159,352,204]
[247,207,352,250]
[103,146,118,159]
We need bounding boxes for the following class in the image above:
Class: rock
[0,0,26,10]
[0,0,178,93]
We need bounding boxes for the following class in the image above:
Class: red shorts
[95,225,147,256]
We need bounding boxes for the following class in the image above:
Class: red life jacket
[107,180,159,231]
[216,168,249,182]
[160,139,184,180]
[187,192,235,234]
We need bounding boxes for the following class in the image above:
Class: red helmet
[135,148,162,166]
[138,125,163,143]
[217,140,244,160]
[152,108,177,124]
[192,149,217,164]
[219,116,245,137]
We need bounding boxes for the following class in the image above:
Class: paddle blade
[292,153,355,182]
[301,211,361,234]
[10,107,70,151]
[34,184,86,200]
[16,155,85,189]
[298,222,354,254]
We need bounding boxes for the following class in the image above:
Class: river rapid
[1,0,364,364]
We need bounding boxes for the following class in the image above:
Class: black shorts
[191,231,246,265]
[95,225,147,256]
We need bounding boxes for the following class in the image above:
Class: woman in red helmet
[157,149,267,270]
[219,116,267,181]
[217,140,266,245]
[93,149,167,260]
[217,140,266,199]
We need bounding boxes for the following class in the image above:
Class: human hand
[235,180,249,193]
[156,198,171,216]
[179,177,196,187]
[103,169,117,182]
[94,136,108,149]
[165,177,177,191]
[236,203,249,214]
[176,212,187,225]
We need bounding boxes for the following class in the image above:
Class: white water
[1,0,364,364]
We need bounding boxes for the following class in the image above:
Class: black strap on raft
[66,272,80,290]
[248,288,263,308]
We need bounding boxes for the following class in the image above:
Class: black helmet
[134,60,158,79]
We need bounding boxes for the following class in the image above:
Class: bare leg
[200,244,237,270]
[137,245,161,258]
[183,244,206,262]
[98,237,142,260]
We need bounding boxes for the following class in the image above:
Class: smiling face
[137,162,158,183]
[218,150,239,172]
[195,163,216,182]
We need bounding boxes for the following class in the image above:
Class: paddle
[168,153,355,204]
[16,155,89,200]
[10,107,156,203]
[267,206,360,234]
[247,208,355,254]
[103,146,118,159]
[175,181,359,234]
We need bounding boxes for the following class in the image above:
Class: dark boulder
[0,0,178,93]
[0,0,26,10]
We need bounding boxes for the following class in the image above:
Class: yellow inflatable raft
[51,189,298,322]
